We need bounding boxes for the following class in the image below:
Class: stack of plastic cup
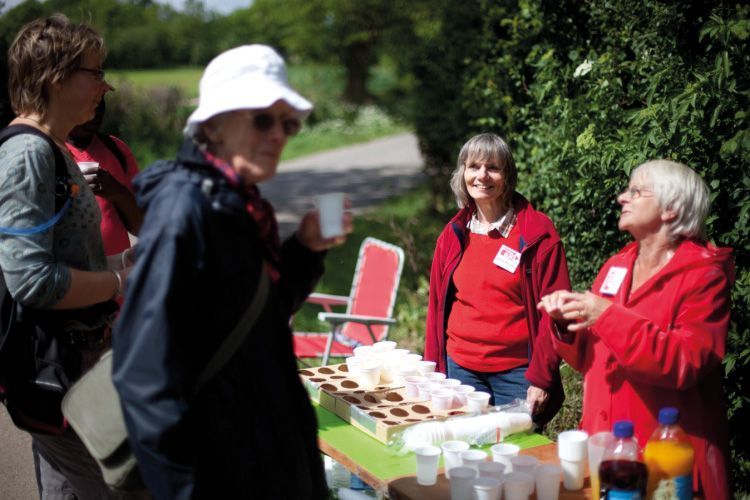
[404,421,447,450]
[466,391,491,411]
[414,446,442,486]
[587,431,613,500]
[504,471,533,500]
[404,375,427,398]
[473,477,502,500]
[511,455,539,493]
[478,461,505,482]
[448,466,476,500]
[534,463,562,500]
[440,440,469,479]
[460,449,488,473]
[452,385,476,407]
[557,430,589,491]
[415,360,437,374]
[491,443,520,472]
[431,389,454,411]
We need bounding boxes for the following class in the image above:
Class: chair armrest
[306,293,350,310]
[317,312,397,326]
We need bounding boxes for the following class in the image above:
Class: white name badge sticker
[493,245,521,273]
[600,266,628,296]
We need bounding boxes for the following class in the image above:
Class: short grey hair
[450,133,517,209]
[632,159,710,241]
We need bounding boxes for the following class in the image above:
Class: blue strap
[0,197,73,236]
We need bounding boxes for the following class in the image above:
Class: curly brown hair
[8,14,105,118]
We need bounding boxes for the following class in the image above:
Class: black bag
[0,125,85,435]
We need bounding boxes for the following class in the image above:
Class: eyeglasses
[248,111,302,137]
[621,185,654,199]
[76,67,106,82]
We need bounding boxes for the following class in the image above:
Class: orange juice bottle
[643,407,694,499]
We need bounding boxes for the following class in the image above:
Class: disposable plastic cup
[354,361,382,389]
[451,385,476,407]
[587,432,613,500]
[417,382,434,401]
[404,375,427,398]
[478,460,505,482]
[391,348,410,358]
[77,161,100,174]
[392,364,419,385]
[473,477,502,500]
[314,192,345,238]
[415,360,437,374]
[424,372,447,382]
[491,443,520,472]
[460,449,488,473]
[372,340,397,352]
[431,389,454,411]
[403,353,423,364]
[510,455,539,475]
[558,430,588,491]
[448,466,477,500]
[414,445,442,486]
[441,440,470,479]
[504,471,534,500]
[535,463,562,500]
[440,378,462,388]
[466,391,491,411]
[353,345,373,357]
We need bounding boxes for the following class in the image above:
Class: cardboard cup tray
[299,364,472,444]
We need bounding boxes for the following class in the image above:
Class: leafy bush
[413,0,749,492]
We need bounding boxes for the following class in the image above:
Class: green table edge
[315,402,552,481]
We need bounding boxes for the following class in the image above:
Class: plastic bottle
[643,407,695,500]
[599,420,649,499]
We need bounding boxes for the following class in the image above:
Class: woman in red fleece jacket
[538,159,732,499]
[424,133,570,426]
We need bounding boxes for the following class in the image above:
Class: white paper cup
[402,353,423,364]
[467,391,491,411]
[77,161,99,174]
[417,382,434,400]
[588,431,613,499]
[372,340,397,351]
[473,477,502,500]
[448,466,477,500]
[478,460,505,482]
[491,443,520,472]
[390,348,410,358]
[431,389,454,411]
[404,375,427,398]
[415,360,437,374]
[441,440,470,479]
[354,360,382,389]
[510,455,539,475]
[535,463,562,500]
[414,445,442,486]
[440,378,462,388]
[392,364,419,385]
[460,449,488,473]
[504,471,534,500]
[424,372,447,382]
[353,345,373,357]
[557,430,588,491]
[314,192,345,238]
[451,384,475,407]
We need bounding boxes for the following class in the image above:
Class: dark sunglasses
[249,112,302,137]
[76,67,106,82]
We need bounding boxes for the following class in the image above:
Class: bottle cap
[613,420,634,438]
[658,407,679,425]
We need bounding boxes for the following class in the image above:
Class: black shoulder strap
[96,133,127,174]
[0,125,69,212]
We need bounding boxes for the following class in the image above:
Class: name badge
[600,266,628,295]
[493,245,521,273]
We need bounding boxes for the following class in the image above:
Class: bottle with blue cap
[599,420,649,499]
[644,407,695,500]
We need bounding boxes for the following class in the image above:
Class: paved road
[0,132,424,499]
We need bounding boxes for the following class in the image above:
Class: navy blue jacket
[112,140,328,499]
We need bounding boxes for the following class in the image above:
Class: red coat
[552,239,733,499]
[424,194,571,425]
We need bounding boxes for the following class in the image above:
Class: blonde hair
[450,133,517,209]
[633,159,710,241]
[8,14,105,117]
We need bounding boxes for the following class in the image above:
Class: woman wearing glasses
[538,160,732,499]
[112,45,349,499]
[0,15,144,499]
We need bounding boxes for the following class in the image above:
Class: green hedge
[413,0,749,492]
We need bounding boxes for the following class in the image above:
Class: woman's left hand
[296,200,354,252]
[527,385,549,416]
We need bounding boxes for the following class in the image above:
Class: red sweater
[446,226,529,371]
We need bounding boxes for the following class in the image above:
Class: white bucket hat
[184,44,313,137]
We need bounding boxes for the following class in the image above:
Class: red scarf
[203,150,281,281]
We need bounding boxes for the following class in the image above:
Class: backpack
[0,125,80,434]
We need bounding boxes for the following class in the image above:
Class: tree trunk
[342,41,373,104]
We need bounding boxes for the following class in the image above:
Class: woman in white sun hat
[112,45,351,499]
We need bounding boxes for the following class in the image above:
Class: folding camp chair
[293,237,404,366]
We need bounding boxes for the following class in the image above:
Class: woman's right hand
[537,290,576,323]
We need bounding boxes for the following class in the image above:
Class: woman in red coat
[538,159,732,499]
[424,133,570,426]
